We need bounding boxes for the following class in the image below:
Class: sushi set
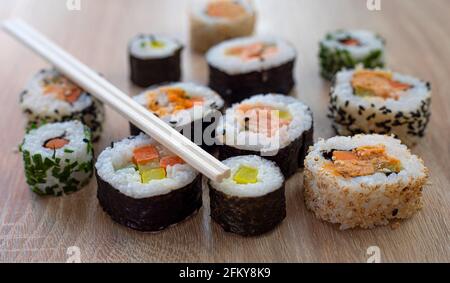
[4,0,435,238]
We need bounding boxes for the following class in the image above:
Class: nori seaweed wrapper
[208,183,286,236]
[218,125,314,178]
[96,172,202,232]
[208,60,295,105]
[129,47,182,88]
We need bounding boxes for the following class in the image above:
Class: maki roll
[190,0,256,54]
[20,121,94,196]
[304,134,428,230]
[95,133,202,232]
[216,94,313,178]
[207,36,297,105]
[131,82,224,151]
[20,69,105,141]
[129,34,183,87]
[319,30,385,80]
[328,68,432,146]
[208,155,286,236]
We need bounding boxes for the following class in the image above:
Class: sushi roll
[207,36,297,105]
[190,0,256,54]
[20,121,94,196]
[208,155,286,236]
[95,133,202,232]
[328,68,432,146]
[319,30,385,80]
[216,94,313,178]
[129,34,183,87]
[304,134,428,230]
[131,82,224,151]
[20,68,105,141]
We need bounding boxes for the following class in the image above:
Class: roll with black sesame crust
[328,68,431,146]
[20,69,105,142]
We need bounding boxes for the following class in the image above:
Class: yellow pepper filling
[233,165,258,184]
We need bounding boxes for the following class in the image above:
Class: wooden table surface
[0,0,449,263]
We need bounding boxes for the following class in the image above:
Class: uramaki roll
[304,134,428,230]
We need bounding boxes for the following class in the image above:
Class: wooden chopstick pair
[2,19,230,182]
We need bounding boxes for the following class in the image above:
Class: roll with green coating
[319,30,385,80]
[20,120,94,196]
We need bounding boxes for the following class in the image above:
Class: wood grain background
[0,0,449,262]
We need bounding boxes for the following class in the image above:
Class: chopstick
[3,19,230,182]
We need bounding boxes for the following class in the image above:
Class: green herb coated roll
[20,120,94,196]
[319,30,385,80]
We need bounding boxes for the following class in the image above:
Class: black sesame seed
[392,209,399,216]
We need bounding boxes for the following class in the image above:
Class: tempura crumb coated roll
[216,94,313,178]
[208,155,286,236]
[319,29,385,80]
[207,36,296,104]
[190,0,256,54]
[328,68,432,146]
[95,133,201,232]
[20,121,94,196]
[304,134,428,230]
[20,69,105,141]
[129,34,183,87]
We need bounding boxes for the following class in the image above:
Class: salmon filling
[324,145,402,178]
[238,103,292,137]
[351,70,412,100]
[339,38,360,46]
[226,43,279,61]
[44,137,69,149]
[132,145,184,183]
[146,87,204,118]
[206,0,247,19]
[43,76,82,103]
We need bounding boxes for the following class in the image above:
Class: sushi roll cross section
[216,94,313,178]
[207,36,297,105]
[190,0,256,54]
[208,155,286,236]
[129,34,183,87]
[328,68,431,146]
[20,69,105,141]
[95,133,202,232]
[304,134,428,230]
[131,82,224,151]
[319,30,385,80]
[20,121,94,196]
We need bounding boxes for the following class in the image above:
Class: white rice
[129,34,182,59]
[21,69,94,117]
[321,30,385,60]
[216,94,313,153]
[133,82,224,127]
[95,133,198,199]
[206,36,297,75]
[210,155,284,198]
